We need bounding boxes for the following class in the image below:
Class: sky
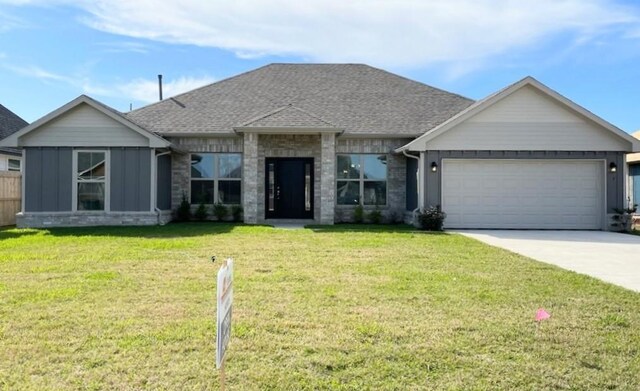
[0,0,639,133]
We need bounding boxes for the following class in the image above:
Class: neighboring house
[0,64,638,229]
[628,130,640,208]
[0,103,28,172]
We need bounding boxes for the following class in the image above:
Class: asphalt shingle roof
[240,104,336,128]
[126,64,474,136]
[0,103,28,155]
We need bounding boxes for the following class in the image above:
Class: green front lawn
[1,224,638,390]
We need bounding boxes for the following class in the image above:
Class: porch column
[243,132,259,224]
[320,133,336,224]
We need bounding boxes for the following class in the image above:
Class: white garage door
[442,159,604,229]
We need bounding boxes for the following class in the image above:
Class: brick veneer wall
[167,137,243,211]
[168,135,410,225]
[335,138,412,223]
[16,211,169,228]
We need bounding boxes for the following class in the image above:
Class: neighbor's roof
[0,103,28,155]
[126,64,474,136]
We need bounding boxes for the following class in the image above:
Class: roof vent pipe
[158,74,163,101]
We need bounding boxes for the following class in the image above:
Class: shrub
[611,203,637,233]
[367,208,383,224]
[417,206,446,231]
[353,205,364,223]
[175,192,192,222]
[194,201,208,221]
[231,205,243,222]
[213,203,229,221]
[385,210,402,225]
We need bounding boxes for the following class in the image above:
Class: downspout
[20,148,26,215]
[402,149,421,224]
[154,150,172,224]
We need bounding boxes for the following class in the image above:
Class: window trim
[7,158,21,172]
[189,153,242,205]
[336,153,388,206]
[72,149,110,212]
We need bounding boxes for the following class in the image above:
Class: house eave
[0,147,22,156]
[340,133,420,139]
[160,132,241,138]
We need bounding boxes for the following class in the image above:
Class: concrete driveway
[455,230,640,292]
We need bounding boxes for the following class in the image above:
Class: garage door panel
[442,160,603,229]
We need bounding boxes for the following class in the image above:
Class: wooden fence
[0,171,21,226]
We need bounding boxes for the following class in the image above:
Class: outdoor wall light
[609,162,617,173]
[431,161,438,172]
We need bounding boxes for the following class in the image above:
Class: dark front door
[265,158,313,219]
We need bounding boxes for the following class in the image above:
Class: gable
[419,84,631,151]
[19,103,149,147]
[470,85,582,123]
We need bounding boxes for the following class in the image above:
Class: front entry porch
[265,158,314,220]
[241,132,337,225]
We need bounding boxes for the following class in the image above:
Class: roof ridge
[238,105,291,127]
[266,62,368,66]
[361,64,475,103]
[285,104,337,127]
[239,104,337,128]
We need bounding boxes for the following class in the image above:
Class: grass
[1,223,639,390]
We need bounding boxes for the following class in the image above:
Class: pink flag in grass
[535,308,551,322]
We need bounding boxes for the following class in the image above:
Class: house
[0,103,27,172]
[0,64,638,229]
[628,130,640,209]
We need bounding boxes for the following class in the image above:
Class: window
[190,153,242,204]
[8,158,20,172]
[336,154,387,205]
[74,151,107,211]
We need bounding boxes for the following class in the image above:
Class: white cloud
[627,28,640,38]
[4,64,73,83]
[95,41,152,54]
[0,9,29,32]
[8,0,638,70]
[3,60,215,103]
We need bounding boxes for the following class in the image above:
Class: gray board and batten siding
[25,147,73,212]
[421,150,625,213]
[25,147,154,212]
[156,153,172,211]
[110,148,151,212]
